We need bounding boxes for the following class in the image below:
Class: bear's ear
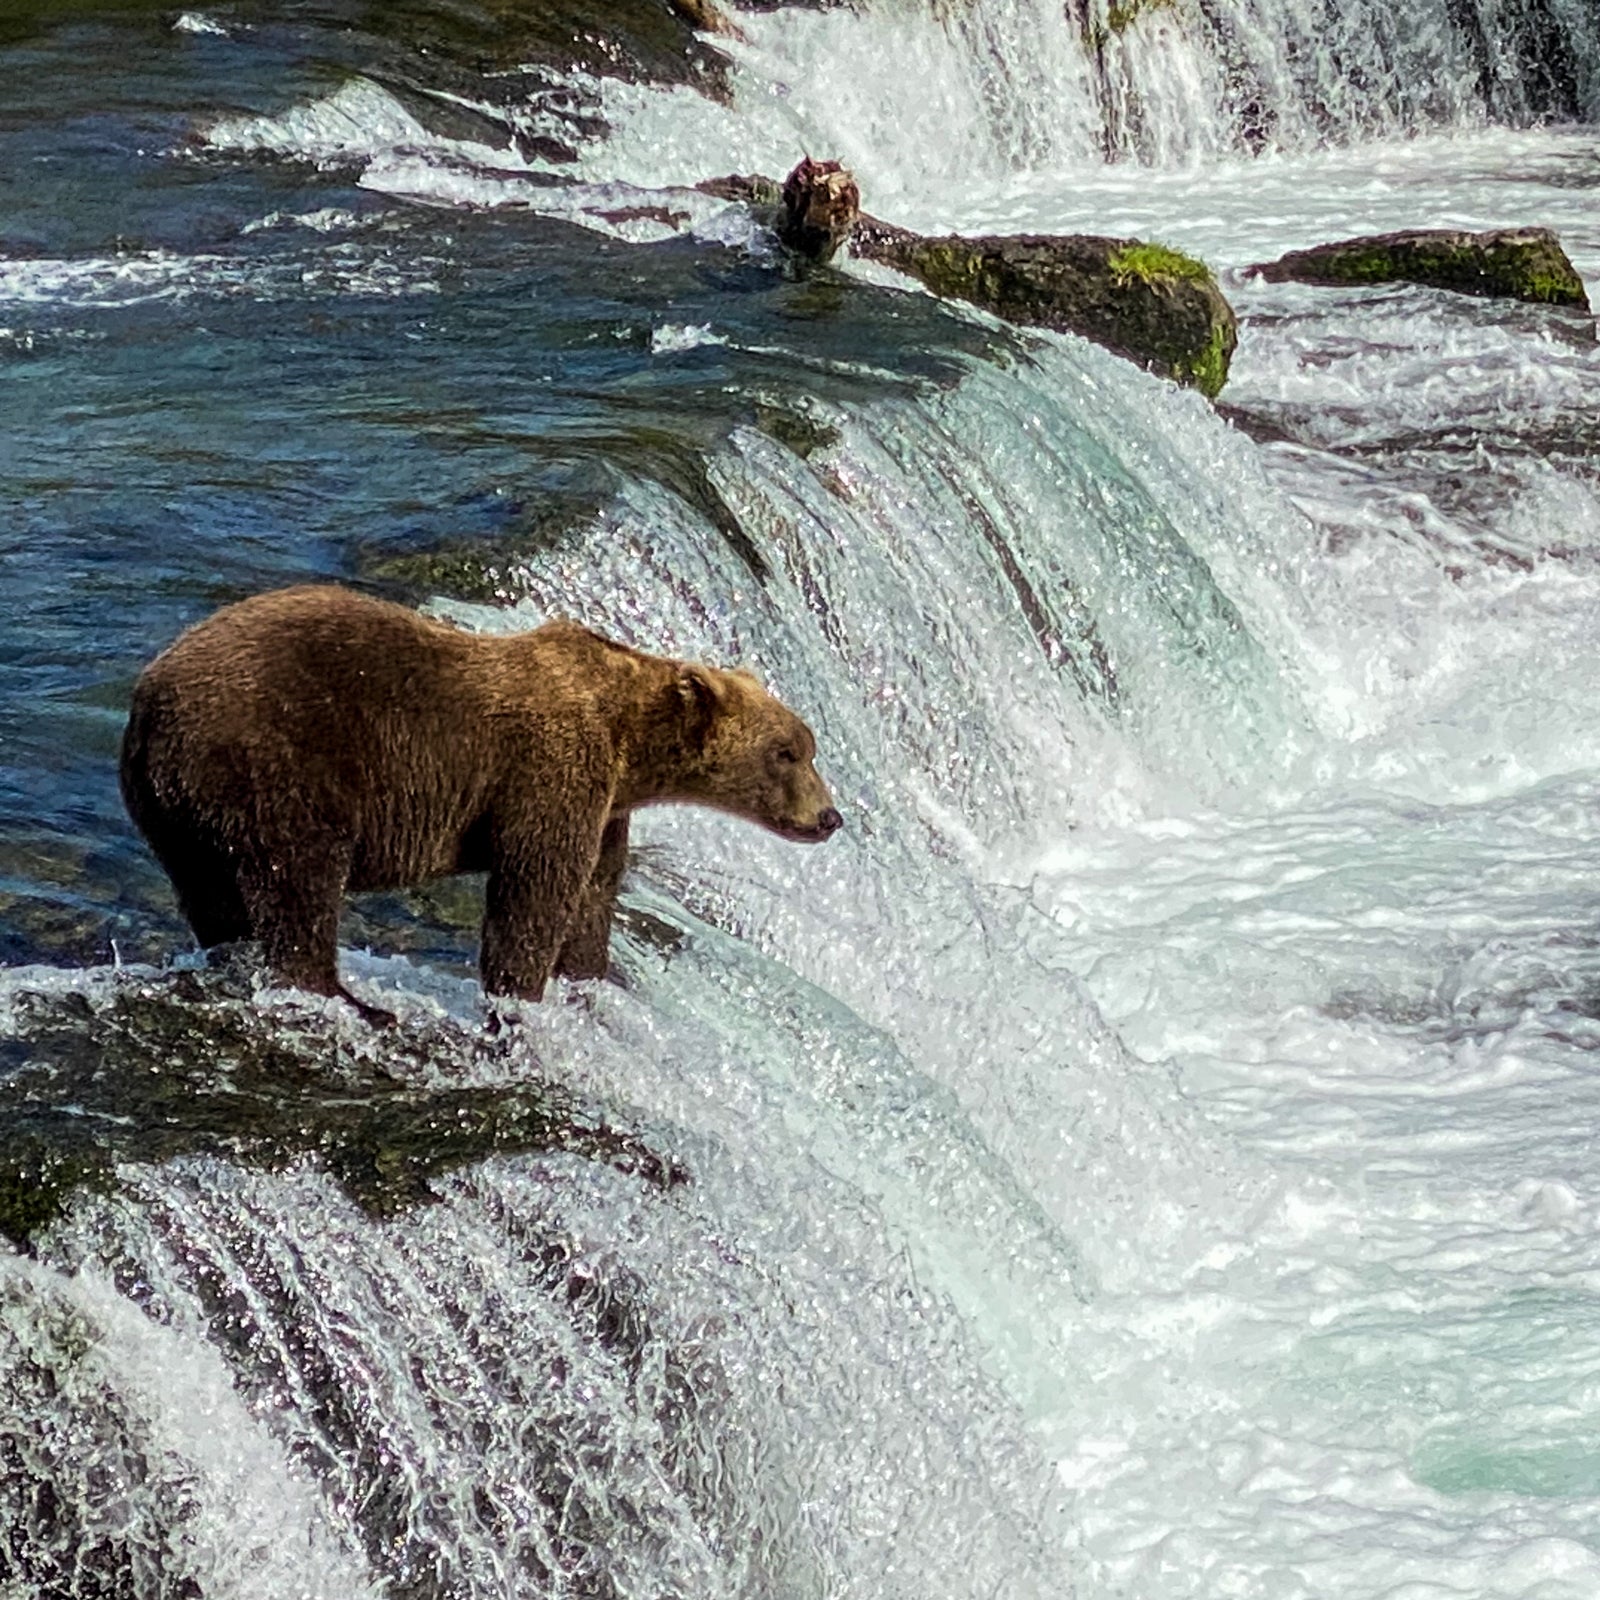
[676,666,725,745]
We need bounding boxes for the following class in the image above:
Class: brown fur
[777,157,861,263]
[120,585,840,1007]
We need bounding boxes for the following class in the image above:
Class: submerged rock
[1088,0,1183,44]
[357,0,734,93]
[668,0,746,38]
[1249,227,1590,310]
[0,968,684,1249]
[855,221,1238,396]
[357,490,611,605]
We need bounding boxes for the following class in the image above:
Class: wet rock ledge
[0,968,684,1250]
[704,160,1238,398]
[1249,227,1590,310]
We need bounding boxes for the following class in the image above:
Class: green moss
[1109,241,1213,287]
[752,404,840,460]
[902,240,985,300]
[1314,247,1394,283]
[1087,0,1180,48]
[1483,245,1587,305]
[1174,318,1234,399]
[1521,270,1584,303]
[1107,0,1180,31]
[0,1142,112,1253]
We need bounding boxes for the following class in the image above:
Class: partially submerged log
[699,160,1238,397]
[1249,227,1590,310]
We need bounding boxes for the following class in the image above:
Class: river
[3,1,1600,1595]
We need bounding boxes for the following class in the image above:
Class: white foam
[649,321,727,354]
[0,1253,379,1597]
[207,77,467,167]
[172,11,228,36]
[0,240,441,307]
[240,206,372,236]
[203,76,767,247]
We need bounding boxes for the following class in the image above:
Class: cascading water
[563,0,1600,205]
[7,0,1600,1595]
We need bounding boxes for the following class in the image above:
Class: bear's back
[124,587,505,859]
[136,587,481,754]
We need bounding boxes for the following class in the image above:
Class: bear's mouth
[773,813,842,844]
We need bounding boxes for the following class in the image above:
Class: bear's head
[671,665,842,843]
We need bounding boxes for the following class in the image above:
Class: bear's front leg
[555,813,630,982]
[480,803,609,1001]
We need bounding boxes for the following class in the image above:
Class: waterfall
[0,293,1303,1594]
[10,0,1600,1594]
[583,0,1600,206]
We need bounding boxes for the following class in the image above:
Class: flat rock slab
[1249,227,1590,310]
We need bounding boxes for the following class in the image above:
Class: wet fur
[121,586,838,1004]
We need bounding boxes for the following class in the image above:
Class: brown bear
[120,585,841,1012]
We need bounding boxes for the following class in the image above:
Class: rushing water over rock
[5,1,1600,1596]
[574,0,1600,209]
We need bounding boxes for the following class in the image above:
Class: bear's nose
[818,807,843,835]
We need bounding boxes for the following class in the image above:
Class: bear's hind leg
[185,888,251,951]
[143,828,251,950]
[223,838,393,1025]
[237,842,394,1024]
[237,840,349,999]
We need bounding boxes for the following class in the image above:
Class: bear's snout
[780,803,841,843]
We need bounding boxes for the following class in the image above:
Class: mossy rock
[752,402,841,460]
[1105,0,1181,27]
[0,969,685,1250]
[855,221,1237,396]
[1250,228,1590,310]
